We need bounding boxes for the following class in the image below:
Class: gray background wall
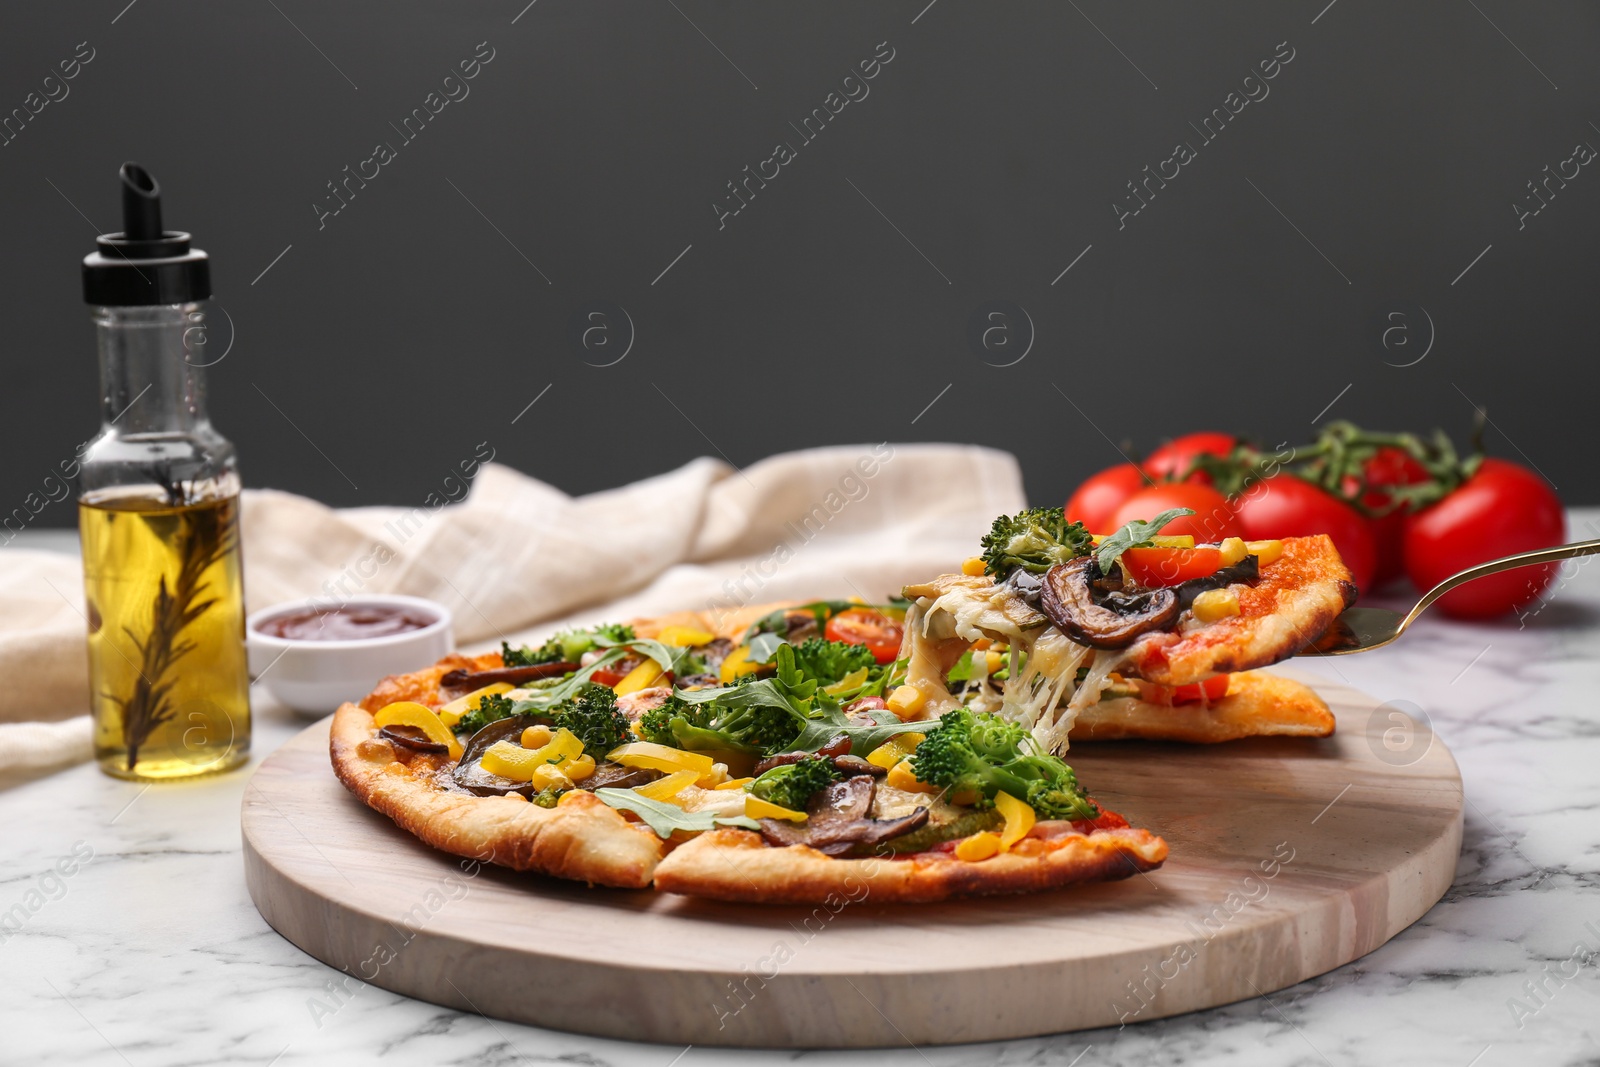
[3,0,1596,526]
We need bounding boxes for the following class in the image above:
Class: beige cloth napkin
[0,444,1025,772]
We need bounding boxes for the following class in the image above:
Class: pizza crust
[652,824,1168,905]
[1125,535,1356,684]
[1068,670,1334,743]
[330,664,665,889]
[329,652,1172,902]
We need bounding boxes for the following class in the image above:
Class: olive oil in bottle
[80,492,249,778]
[77,163,251,780]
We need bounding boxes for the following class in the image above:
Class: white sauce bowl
[245,595,454,716]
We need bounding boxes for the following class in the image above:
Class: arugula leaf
[592,788,761,837]
[680,642,815,706]
[744,631,787,665]
[741,599,861,642]
[1095,508,1196,572]
[787,682,926,755]
[509,647,632,713]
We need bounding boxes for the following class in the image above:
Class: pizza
[329,506,1351,903]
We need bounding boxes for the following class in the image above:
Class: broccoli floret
[502,622,638,667]
[790,638,877,686]
[454,692,517,737]
[748,756,842,811]
[500,640,563,668]
[910,708,1097,820]
[637,693,803,755]
[979,507,1093,578]
[552,684,631,757]
[531,787,561,808]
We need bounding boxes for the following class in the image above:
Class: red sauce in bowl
[257,605,437,642]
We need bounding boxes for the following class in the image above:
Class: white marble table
[6,514,1599,1067]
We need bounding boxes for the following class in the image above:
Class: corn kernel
[886,758,939,794]
[530,764,573,790]
[563,754,597,781]
[961,556,987,577]
[887,685,926,716]
[1218,537,1248,567]
[984,650,1005,675]
[520,724,553,750]
[1247,539,1284,565]
[955,832,1003,862]
[1191,587,1241,623]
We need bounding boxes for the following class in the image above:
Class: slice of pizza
[897,507,1357,749]
[330,612,1167,903]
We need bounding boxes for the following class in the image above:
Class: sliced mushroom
[450,713,661,797]
[751,745,885,778]
[757,776,930,855]
[1039,557,1180,649]
[1174,555,1259,608]
[752,734,851,777]
[439,661,577,695]
[452,715,547,797]
[378,723,448,755]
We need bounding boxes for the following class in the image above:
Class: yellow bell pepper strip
[436,683,512,729]
[994,791,1036,851]
[823,667,870,697]
[866,733,925,771]
[713,777,755,790]
[955,831,1003,862]
[633,769,699,803]
[718,644,764,684]
[480,727,584,780]
[745,796,807,822]
[605,741,719,785]
[655,625,715,647]
[374,702,463,760]
[885,757,939,794]
[614,660,668,696]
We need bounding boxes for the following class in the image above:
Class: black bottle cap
[81,162,212,306]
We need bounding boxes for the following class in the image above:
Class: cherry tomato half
[1134,674,1231,705]
[1066,462,1149,534]
[825,608,905,664]
[1231,473,1376,593]
[1342,447,1432,588]
[590,656,641,688]
[1110,483,1242,543]
[1121,545,1223,588]
[1401,458,1565,619]
[1143,432,1236,485]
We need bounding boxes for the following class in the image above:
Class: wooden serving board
[242,672,1462,1048]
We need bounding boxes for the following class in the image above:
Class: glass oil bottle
[77,163,250,779]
